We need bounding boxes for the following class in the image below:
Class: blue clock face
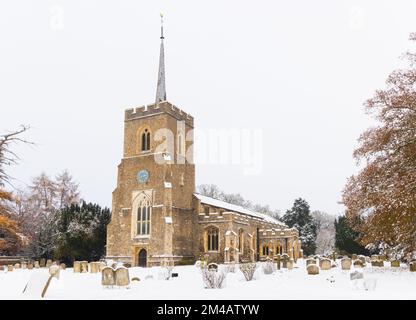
[137,170,149,183]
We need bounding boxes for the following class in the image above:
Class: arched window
[137,198,151,236]
[141,129,151,151]
[262,244,269,256]
[238,229,244,253]
[207,227,219,251]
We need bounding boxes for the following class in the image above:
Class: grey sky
[2,1,416,215]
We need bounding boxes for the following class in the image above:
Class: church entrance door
[138,249,147,267]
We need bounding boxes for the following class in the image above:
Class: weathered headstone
[28,263,34,270]
[390,260,400,268]
[40,258,46,268]
[358,255,366,263]
[371,260,383,267]
[34,261,40,268]
[90,262,100,273]
[101,267,116,287]
[353,260,364,268]
[7,265,13,272]
[351,254,357,260]
[80,261,89,273]
[49,265,60,279]
[409,261,416,272]
[73,261,81,273]
[341,258,352,270]
[115,267,130,286]
[281,254,289,268]
[14,263,21,269]
[22,262,27,269]
[320,258,331,270]
[306,264,319,275]
[287,259,294,270]
[370,255,378,261]
[60,263,66,270]
[46,259,53,268]
[207,263,218,272]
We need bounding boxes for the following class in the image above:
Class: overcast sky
[2,1,416,215]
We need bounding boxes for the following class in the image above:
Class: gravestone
[7,265,13,272]
[73,261,81,273]
[14,263,21,269]
[22,262,27,269]
[101,267,116,287]
[80,261,89,273]
[207,263,218,272]
[371,260,383,267]
[28,263,34,270]
[358,255,366,263]
[306,258,316,266]
[390,260,400,268]
[90,262,100,273]
[353,260,364,268]
[34,261,40,268]
[370,255,378,261]
[281,254,289,268]
[60,263,66,270]
[131,277,140,282]
[40,258,46,268]
[351,254,357,260]
[46,259,52,268]
[115,267,130,286]
[22,272,53,298]
[49,265,60,279]
[320,258,331,270]
[287,259,294,270]
[409,261,416,272]
[306,264,319,275]
[341,258,352,270]
[275,254,281,270]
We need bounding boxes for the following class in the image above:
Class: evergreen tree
[54,201,111,265]
[334,215,369,255]
[282,198,317,256]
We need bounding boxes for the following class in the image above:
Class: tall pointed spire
[155,13,166,104]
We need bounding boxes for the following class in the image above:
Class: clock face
[137,170,149,183]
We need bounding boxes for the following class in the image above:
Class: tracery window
[207,227,219,251]
[137,198,151,236]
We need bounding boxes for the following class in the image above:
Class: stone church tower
[106,15,196,266]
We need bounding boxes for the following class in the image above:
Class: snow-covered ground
[1,259,415,300]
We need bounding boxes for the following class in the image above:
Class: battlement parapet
[125,101,194,127]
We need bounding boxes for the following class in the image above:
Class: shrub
[262,260,275,275]
[201,266,227,289]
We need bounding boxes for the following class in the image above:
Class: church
[106,17,301,267]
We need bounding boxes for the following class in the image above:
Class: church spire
[155,13,166,104]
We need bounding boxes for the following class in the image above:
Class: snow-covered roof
[194,193,287,228]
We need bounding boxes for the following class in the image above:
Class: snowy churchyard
[1,258,415,300]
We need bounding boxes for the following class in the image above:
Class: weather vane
[160,12,164,39]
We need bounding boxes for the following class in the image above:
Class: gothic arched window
[141,129,151,151]
[207,227,219,251]
[262,244,269,256]
[137,198,151,236]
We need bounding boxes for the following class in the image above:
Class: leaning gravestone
[22,272,54,298]
[115,267,130,287]
[90,262,100,273]
[320,259,331,270]
[391,260,400,267]
[101,267,116,287]
[341,258,352,270]
[306,264,319,275]
[73,261,81,273]
[49,265,60,279]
